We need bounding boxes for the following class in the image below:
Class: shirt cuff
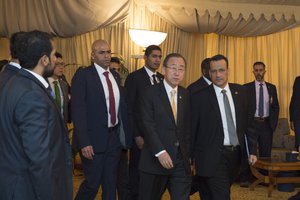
[155,150,166,157]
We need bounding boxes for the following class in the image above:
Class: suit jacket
[0,68,72,200]
[125,67,164,138]
[191,84,257,177]
[138,83,191,175]
[187,76,209,94]
[244,81,279,131]
[71,64,132,152]
[0,63,20,90]
[290,76,300,146]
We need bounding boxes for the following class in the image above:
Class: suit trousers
[252,119,273,157]
[198,146,241,200]
[129,142,141,200]
[117,149,130,200]
[138,149,191,200]
[75,128,122,200]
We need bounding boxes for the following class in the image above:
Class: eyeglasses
[55,62,65,66]
[165,65,185,73]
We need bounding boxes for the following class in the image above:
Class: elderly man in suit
[125,45,164,200]
[0,30,72,200]
[72,39,131,200]
[187,57,211,94]
[138,53,192,200]
[47,52,70,123]
[191,54,257,200]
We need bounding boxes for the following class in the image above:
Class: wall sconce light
[129,29,167,70]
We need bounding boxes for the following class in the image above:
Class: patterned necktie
[152,74,158,85]
[170,90,177,122]
[258,83,264,117]
[103,71,116,125]
[221,89,239,146]
[53,80,61,108]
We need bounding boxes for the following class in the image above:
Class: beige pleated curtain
[1,0,300,120]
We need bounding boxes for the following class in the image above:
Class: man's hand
[248,155,257,165]
[158,152,173,169]
[81,145,94,160]
[291,121,295,131]
[135,136,144,149]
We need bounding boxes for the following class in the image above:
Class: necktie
[103,71,116,125]
[258,83,264,117]
[46,86,54,99]
[53,80,61,108]
[221,89,239,146]
[170,90,177,122]
[152,74,158,85]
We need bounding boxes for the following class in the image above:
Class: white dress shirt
[213,84,237,146]
[255,80,269,117]
[94,63,120,127]
[144,66,160,85]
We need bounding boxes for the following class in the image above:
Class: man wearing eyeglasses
[138,53,192,200]
[47,52,70,123]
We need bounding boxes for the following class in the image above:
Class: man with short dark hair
[125,45,164,200]
[0,31,26,89]
[191,54,257,200]
[187,57,211,94]
[47,52,71,123]
[0,30,72,200]
[138,53,191,200]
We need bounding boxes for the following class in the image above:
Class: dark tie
[46,86,54,99]
[258,83,264,117]
[103,71,116,125]
[53,80,62,108]
[221,89,239,146]
[152,74,158,85]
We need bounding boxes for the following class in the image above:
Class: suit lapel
[176,87,184,126]
[141,67,153,85]
[158,83,176,125]
[90,65,106,105]
[208,85,223,127]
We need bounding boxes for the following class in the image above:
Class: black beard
[43,63,54,78]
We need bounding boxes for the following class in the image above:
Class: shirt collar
[23,69,49,88]
[9,61,21,69]
[144,66,157,77]
[255,80,265,86]
[94,62,111,74]
[203,76,212,85]
[163,80,178,94]
[213,83,230,94]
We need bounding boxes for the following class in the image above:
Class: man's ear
[41,55,49,66]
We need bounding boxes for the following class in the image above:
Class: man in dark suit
[0,31,25,89]
[240,62,279,187]
[125,45,164,200]
[72,39,131,200]
[244,61,279,157]
[138,53,191,200]
[47,52,71,123]
[0,30,72,200]
[187,57,211,94]
[191,54,257,200]
[288,76,300,200]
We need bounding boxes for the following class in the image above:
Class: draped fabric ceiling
[1,0,300,37]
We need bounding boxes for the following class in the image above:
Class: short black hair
[201,58,211,73]
[55,52,62,59]
[210,54,228,68]
[18,30,53,70]
[10,31,26,59]
[253,61,265,69]
[163,53,186,68]
[144,45,161,57]
[111,57,120,64]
